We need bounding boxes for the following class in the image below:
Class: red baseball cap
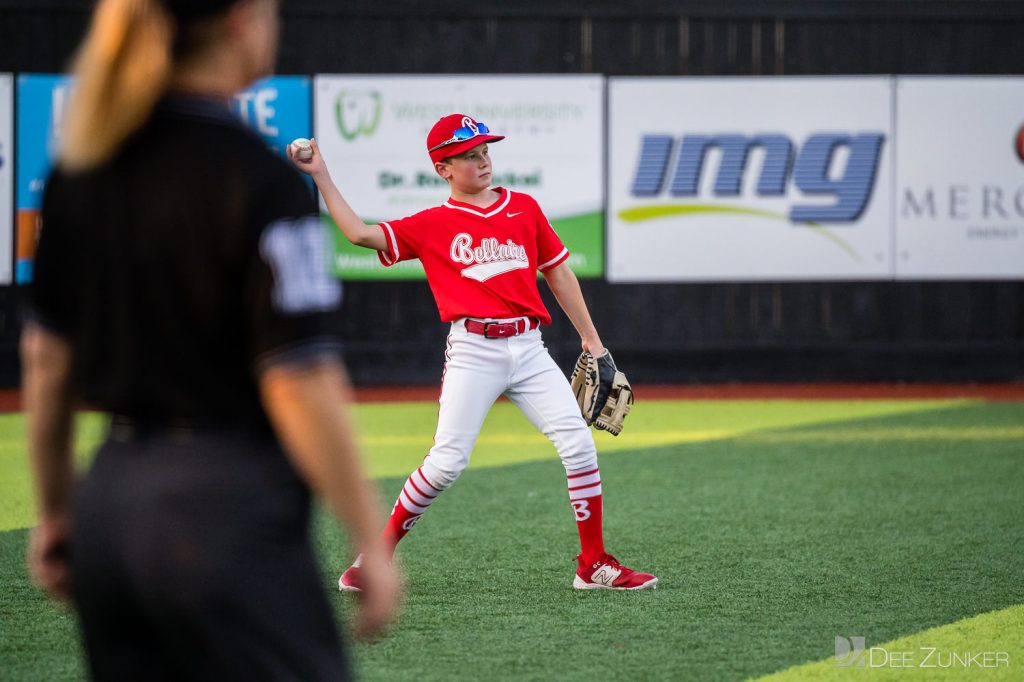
[426,114,504,163]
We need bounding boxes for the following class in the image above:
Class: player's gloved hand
[591,351,618,419]
[352,546,402,641]
[570,349,635,436]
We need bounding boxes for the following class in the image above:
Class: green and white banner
[314,75,605,279]
[0,75,11,285]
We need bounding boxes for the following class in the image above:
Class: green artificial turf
[1,399,1022,680]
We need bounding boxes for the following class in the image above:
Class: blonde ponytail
[60,0,174,172]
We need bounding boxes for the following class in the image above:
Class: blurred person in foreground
[21,0,399,679]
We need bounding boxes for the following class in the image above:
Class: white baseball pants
[419,318,598,490]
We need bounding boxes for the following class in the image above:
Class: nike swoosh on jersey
[506,211,523,218]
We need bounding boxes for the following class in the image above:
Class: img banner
[895,77,1024,279]
[314,75,605,279]
[608,77,894,282]
[0,75,11,284]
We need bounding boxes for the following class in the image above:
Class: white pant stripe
[403,481,435,507]
[568,484,602,501]
[566,472,601,489]
[567,466,599,479]
[413,468,441,495]
[399,490,429,514]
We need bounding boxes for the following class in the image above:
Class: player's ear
[434,161,452,180]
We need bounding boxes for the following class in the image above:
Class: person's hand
[582,338,607,358]
[28,516,73,603]
[352,548,402,640]
[287,137,329,178]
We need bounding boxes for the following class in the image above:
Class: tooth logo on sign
[335,90,382,141]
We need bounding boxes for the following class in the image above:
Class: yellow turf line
[741,427,1024,443]
[362,430,731,446]
[0,399,997,532]
[362,426,1024,448]
[755,604,1024,681]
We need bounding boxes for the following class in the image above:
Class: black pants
[72,425,351,681]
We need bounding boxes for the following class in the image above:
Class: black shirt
[30,95,342,429]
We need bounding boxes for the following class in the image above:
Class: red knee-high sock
[382,467,442,559]
[567,466,605,564]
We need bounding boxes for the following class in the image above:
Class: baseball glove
[569,350,634,436]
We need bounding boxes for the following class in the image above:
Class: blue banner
[14,74,312,283]
[16,74,71,283]
[232,76,312,160]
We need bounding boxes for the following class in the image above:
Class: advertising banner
[16,74,72,283]
[14,75,311,284]
[0,75,11,285]
[895,78,1024,279]
[314,75,605,279]
[608,77,894,282]
[232,75,312,161]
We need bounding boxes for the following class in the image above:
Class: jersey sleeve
[533,201,570,272]
[245,171,345,375]
[29,171,78,336]
[377,212,426,267]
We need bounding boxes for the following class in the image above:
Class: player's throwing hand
[288,137,327,177]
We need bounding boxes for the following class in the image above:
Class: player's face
[437,143,492,192]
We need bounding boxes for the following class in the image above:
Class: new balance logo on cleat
[573,553,658,591]
[591,566,621,586]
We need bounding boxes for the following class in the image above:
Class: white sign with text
[608,77,894,282]
[895,78,1024,279]
[313,75,605,278]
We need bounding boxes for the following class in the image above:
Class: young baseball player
[289,114,657,591]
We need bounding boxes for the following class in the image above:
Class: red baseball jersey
[376,188,570,324]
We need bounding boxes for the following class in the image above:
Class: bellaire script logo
[450,233,529,282]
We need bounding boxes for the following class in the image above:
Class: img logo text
[630,132,885,223]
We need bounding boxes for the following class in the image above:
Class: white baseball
[291,137,313,161]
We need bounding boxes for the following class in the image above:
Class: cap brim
[430,134,505,162]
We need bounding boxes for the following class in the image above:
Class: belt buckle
[483,322,512,339]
